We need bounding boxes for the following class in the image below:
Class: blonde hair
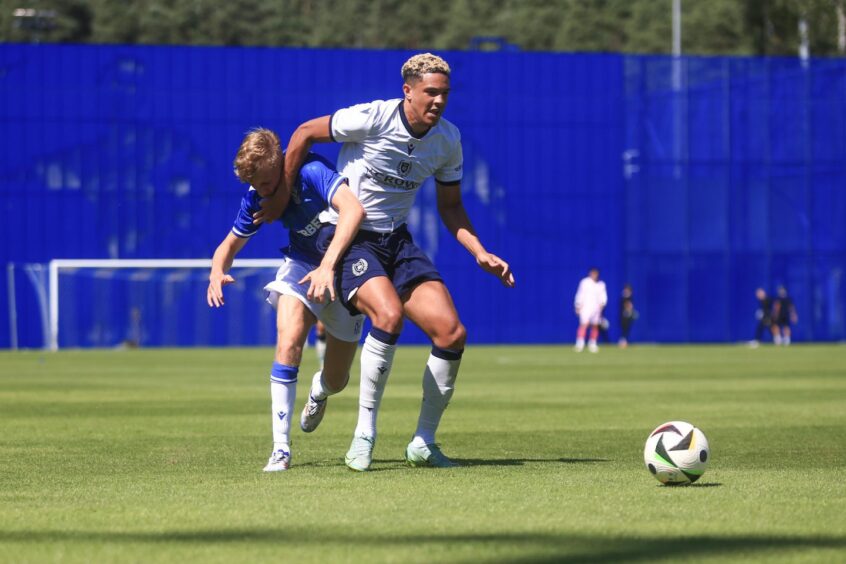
[233,128,282,183]
[401,53,451,84]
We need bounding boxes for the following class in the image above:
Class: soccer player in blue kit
[257,53,515,470]
[208,128,365,472]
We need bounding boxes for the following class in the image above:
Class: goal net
[39,259,282,350]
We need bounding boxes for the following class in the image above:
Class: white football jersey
[574,277,608,311]
[318,98,463,233]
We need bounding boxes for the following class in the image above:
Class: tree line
[3,0,845,57]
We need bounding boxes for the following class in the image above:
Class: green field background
[1,345,844,563]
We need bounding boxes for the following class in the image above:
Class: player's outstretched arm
[436,182,515,288]
[300,184,365,303]
[254,116,333,224]
[207,232,248,307]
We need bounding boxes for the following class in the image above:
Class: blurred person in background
[618,283,637,348]
[313,320,327,367]
[771,285,798,346]
[750,287,772,348]
[574,267,607,353]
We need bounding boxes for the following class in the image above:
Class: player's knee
[373,307,403,334]
[434,321,466,350]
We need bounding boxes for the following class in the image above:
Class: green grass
[1,344,845,563]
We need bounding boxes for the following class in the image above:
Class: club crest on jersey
[352,258,368,277]
[397,160,412,178]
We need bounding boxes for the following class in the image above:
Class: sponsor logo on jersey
[296,216,322,237]
[352,258,368,277]
[397,160,412,177]
[364,165,419,191]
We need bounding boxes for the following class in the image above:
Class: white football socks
[353,330,398,439]
[411,348,462,447]
[270,362,298,450]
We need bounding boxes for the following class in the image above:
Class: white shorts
[264,256,364,343]
[579,308,603,326]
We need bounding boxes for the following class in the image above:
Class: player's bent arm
[435,182,483,255]
[255,117,333,224]
[283,116,333,199]
[323,185,365,271]
[301,184,364,303]
[436,182,515,287]
[207,232,249,307]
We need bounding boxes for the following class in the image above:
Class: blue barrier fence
[1,45,844,347]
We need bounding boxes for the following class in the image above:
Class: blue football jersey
[230,153,347,264]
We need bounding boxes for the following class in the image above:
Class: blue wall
[1,45,843,347]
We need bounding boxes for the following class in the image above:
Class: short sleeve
[231,189,261,238]
[435,139,463,186]
[300,157,347,209]
[330,101,378,143]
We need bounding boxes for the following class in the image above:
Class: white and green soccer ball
[644,421,710,485]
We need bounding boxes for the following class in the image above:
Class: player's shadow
[660,482,722,488]
[457,457,609,467]
[292,457,608,471]
[292,459,410,472]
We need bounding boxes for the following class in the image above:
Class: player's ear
[403,82,412,101]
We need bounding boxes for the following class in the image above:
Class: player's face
[403,72,450,133]
[251,162,282,198]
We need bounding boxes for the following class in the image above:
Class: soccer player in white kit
[257,53,515,470]
[573,267,608,353]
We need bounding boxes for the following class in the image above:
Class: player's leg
[300,304,363,433]
[265,295,316,472]
[771,323,782,345]
[575,321,588,351]
[754,319,764,343]
[782,324,792,345]
[619,317,631,348]
[343,276,404,470]
[401,280,465,468]
[588,316,600,353]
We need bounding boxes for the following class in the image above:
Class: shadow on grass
[458,457,610,467]
[293,457,609,470]
[1,529,843,562]
[292,459,410,472]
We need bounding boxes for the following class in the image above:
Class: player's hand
[253,197,284,225]
[476,252,515,288]
[299,266,336,304]
[207,273,235,307]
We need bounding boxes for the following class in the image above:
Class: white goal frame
[47,258,281,351]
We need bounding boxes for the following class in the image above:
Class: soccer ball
[644,421,710,485]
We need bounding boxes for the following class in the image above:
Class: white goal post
[47,258,282,351]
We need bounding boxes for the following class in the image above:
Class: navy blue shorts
[316,224,443,315]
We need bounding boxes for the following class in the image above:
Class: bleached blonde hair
[401,53,451,84]
[233,128,282,183]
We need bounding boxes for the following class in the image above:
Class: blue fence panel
[1,45,844,348]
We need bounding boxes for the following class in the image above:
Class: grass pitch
[1,344,845,563]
